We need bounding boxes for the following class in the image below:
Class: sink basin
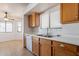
[43,35,53,37]
[45,35,61,37]
[37,34,44,36]
[37,34,53,38]
[37,34,61,38]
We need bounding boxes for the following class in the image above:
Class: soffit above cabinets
[27,3,59,15]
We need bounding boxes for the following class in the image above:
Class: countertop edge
[25,34,79,46]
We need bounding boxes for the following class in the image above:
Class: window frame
[5,21,13,33]
[17,22,22,33]
[40,11,50,29]
[0,21,13,33]
[0,21,6,33]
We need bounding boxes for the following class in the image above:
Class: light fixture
[4,18,9,21]
[4,12,14,21]
[4,12,9,21]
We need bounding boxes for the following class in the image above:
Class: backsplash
[61,23,79,36]
[32,23,79,36]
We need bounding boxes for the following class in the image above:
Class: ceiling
[0,3,29,20]
[27,3,59,15]
[0,3,59,20]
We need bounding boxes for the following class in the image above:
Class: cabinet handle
[76,16,78,18]
[75,16,78,19]
[59,44,64,47]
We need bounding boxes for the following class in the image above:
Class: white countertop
[25,34,79,46]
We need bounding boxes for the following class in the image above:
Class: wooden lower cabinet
[32,36,40,55]
[31,36,79,56]
[77,47,79,55]
[40,38,51,56]
[53,41,77,56]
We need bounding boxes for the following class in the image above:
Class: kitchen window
[0,22,5,32]
[40,11,49,28]
[17,22,22,32]
[40,5,61,29]
[0,22,12,32]
[6,22,12,32]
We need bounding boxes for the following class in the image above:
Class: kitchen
[0,3,79,56]
[24,3,79,56]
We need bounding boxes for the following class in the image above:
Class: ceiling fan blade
[8,18,14,21]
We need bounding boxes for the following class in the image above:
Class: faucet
[47,28,49,36]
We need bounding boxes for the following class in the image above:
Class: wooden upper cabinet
[32,36,40,56]
[40,38,51,56]
[28,15,32,27]
[28,12,40,28]
[61,3,79,24]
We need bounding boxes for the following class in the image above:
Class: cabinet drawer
[32,37,39,42]
[40,38,51,45]
[53,41,77,53]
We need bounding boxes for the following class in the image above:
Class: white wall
[24,15,33,34]
[61,23,79,36]
[46,23,79,37]
[0,19,22,42]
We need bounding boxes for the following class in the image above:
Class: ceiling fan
[4,12,14,21]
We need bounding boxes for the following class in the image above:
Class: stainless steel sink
[37,34,61,38]
[37,34,44,36]
[37,34,53,38]
[43,35,53,38]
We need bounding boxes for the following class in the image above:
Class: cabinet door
[32,12,36,27]
[35,13,40,27]
[40,39,51,56]
[61,3,79,24]
[53,41,77,56]
[32,37,40,55]
[77,47,79,56]
[28,13,40,27]
[28,15,32,27]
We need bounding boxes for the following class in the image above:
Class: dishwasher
[26,35,32,52]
